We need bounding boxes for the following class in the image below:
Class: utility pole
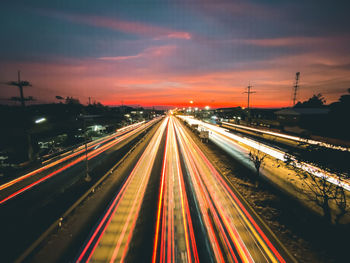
[6,70,33,107]
[5,71,35,161]
[292,72,300,106]
[244,83,256,109]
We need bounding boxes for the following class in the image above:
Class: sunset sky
[1,0,350,108]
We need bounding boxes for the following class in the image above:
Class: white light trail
[178,116,350,191]
[222,122,350,152]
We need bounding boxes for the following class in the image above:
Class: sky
[1,0,350,108]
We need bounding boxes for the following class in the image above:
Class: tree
[55,95,64,100]
[328,89,350,139]
[65,96,81,105]
[249,149,267,177]
[284,153,349,224]
[335,185,347,224]
[294,93,326,108]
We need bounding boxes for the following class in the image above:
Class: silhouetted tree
[294,93,326,108]
[328,89,350,139]
[65,96,81,105]
[249,149,267,177]
[284,153,349,224]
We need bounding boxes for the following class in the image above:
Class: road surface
[75,115,292,262]
[180,116,350,192]
[77,117,169,262]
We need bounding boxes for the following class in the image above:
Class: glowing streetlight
[35,117,46,124]
[205,106,210,110]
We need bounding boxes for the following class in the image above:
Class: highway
[179,116,350,192]
[152,117,198,263]
[221,121,350,152]
[173,117,286,262]
[0,120,155,204]
[74,115,291,262]
[220,121,350,177]
[1,115,292,262]
[77,117,169,262]
[0,119,160,262]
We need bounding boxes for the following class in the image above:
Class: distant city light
[35,117,46,124]
[205,106,210,110]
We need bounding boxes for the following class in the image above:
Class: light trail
[173,116,286,262]
[222,121,350,152]
[41,121,146,165]
[0,121,146,192]
[77,117,168,263]
[0,119,158,204]
[75,116,291,262]
[179,116,350,192]
[152,117,199,263]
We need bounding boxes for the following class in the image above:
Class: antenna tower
[292,72,300,106]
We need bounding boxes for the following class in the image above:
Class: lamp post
[79,114,93,182]
[83,117,91,182]
[78,114,100,182]
[35,117,46,124]
[31,117,47,162]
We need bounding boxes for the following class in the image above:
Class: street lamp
[35,117,46,124]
